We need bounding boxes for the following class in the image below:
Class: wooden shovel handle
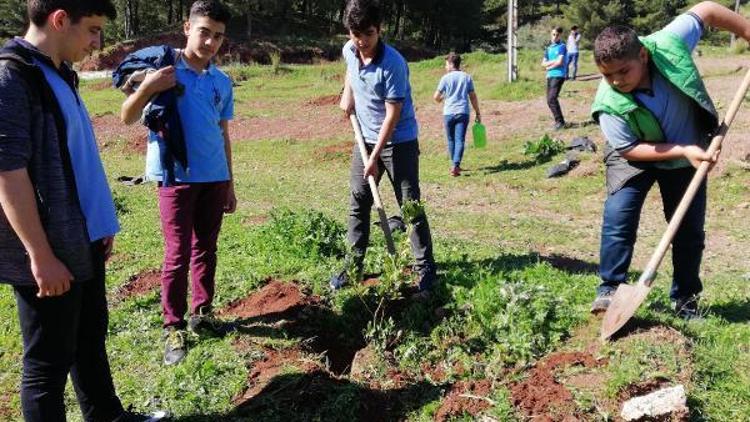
[639,66,750,287]
[349,114,397,255]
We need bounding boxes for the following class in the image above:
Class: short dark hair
[28,0,116,26]
[446,52,461,69]
[594,25,642,64]
[344,0,382,32]
[571,25,578,31]
[189,0,231,25]
[553,26,563,34]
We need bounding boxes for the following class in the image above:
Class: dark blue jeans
[443,113,469,168]
[598,167,706,301]
[566,52,579,79]
[13,241,124,422]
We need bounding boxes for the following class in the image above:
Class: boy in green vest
[590,1,750,318]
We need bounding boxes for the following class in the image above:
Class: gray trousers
[348,140,435,270]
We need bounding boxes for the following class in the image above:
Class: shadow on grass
[710,299,750,323]
[477,158,545,174]
[172,370,442,422]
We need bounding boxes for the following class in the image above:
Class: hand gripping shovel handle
[349,114,397,256]
[638,66,750,288]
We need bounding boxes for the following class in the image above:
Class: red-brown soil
[434,379,493,421]
[308,94,341,107]
[220,280,320,319]
[115,269,161,301]
[511,352,604,420]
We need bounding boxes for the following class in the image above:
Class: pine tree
[0,0,26,40]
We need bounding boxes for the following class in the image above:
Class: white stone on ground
[621,385,688,421]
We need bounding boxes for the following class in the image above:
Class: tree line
[0,0,742,51]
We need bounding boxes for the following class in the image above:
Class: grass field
[1,47,749,421]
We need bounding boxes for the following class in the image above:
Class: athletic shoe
[163,327,187,366]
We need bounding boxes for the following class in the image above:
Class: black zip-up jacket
[0,38,94,286]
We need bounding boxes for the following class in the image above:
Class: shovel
[601,66,750,341]
[349,114,397,255]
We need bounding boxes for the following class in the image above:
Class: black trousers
[546,77,566,125]
[347,141,436,272]
[13,241,124,422]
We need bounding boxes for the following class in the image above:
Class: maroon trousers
[158,182,228,328]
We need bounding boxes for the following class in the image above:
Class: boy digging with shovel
[330,0,437,294]
[590,1,750,319]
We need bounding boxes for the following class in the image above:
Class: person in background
[542,26,567,130]
[434,52,482,177]
[567,25,581,80]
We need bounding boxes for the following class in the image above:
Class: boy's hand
[683,145,720,170]
[363,156,378,179]
[31,252,74,298]
[224,183,237,214]
[140,66,177,96]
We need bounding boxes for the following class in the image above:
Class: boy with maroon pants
[120,0,235,365]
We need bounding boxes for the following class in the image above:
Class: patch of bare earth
[219,279,320,319]
[0,392,15,420]
[511,351,605,420]
[434,380,494,421]
[91,115,147,155]
[114,269,160,301]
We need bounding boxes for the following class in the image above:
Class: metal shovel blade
[600,283,652,341]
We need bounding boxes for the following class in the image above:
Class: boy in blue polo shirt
[331,0,437,293]
[589,2,750,318]
[542,26,567,130]
[120,0,235,365]
[434,52,482,177]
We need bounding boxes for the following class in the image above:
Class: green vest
[591,30,718,193]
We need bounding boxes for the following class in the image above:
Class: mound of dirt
[115,270,161,301]
[220,280,320,319]
[511,351,604,419]
[434,380,493,422]
[233,345,322,403]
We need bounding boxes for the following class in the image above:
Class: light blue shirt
[35,60,120,242]
[146,56,234,182]
[343,40,418,144]
[545,41,567,78]
[437,71,475,116]
[600,13,704,169]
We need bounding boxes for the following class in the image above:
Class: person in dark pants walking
[0,1,158,421]
[330,0,437,294]
[542,26,567,130]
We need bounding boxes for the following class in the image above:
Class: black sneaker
[329,263,363,290]
[416,265,437,292]
[590,291,615,314]
[673,295,703,321]
[114,409,170,422]
[163,327,187,366]
[188,311,232,337]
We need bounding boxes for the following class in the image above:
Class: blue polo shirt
[599,13,704,170]
[35,59,120,242]
[437,71,475,116]
[545,41,567,78]
[145,55,234,182]
[343,40,418,144]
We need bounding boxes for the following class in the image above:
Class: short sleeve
[662,13,703,51]
[437,76,446,94]
[467,75,475,93]
[220,82,234,120]
[599,113,639,152]
[383,59,408,103]
[0,65,32,171]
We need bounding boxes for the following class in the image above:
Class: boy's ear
[183,20,191,36]
[48,9,69,32]
[638,46,648,64]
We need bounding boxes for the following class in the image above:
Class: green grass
[1,48,750,420]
